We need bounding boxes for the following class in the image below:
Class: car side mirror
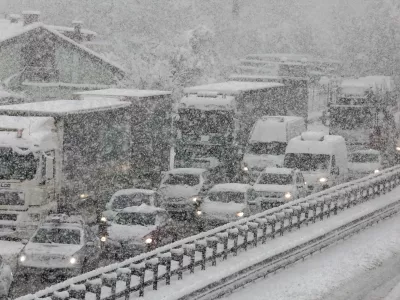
[21,239,28,245]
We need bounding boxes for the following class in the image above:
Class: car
[158,168,212,219]
[16,214,101,280]
[101,204,176,259]
[0,255,12,298]
[250,167,307,210]
[196,183,253,229]
[348,149,383,179]
[101,189,160,222]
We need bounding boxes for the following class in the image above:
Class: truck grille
[0,191,24,206]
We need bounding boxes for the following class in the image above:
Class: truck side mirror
[45,157,54,180]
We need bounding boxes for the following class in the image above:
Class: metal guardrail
[16,166,400,300]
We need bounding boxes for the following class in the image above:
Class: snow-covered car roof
[0,99,131,116]
[111,188,155,198]
[166,168,207,175]
[350,149,381,155]
[184,81,283,95]
[179,94,235,111]
[75,88,171,98]
[286,134,345,155]
[121,204,165,214]
[262,167,294,175]
[209,183,252,194]
[40,214,85,230]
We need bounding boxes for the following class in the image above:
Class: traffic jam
[1,54,399,293]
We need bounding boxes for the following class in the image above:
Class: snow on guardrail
[16,165,400,300]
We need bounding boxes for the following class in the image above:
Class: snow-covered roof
[112,188,155,198]
[0,98,130,116]
[179,94,236,111]
[121,204,165,214]
[47,25,97,36]
[286,133,345,155]
[0,115,56,151]
[249,116,303,143]
[166,168,207,175]
[75,88,171,98]
[262,167,293,175]
[0,21,125,75]
[340,79,369,96]
[184,81,283,95]
[350,149,380,155]
[209,183,252,194]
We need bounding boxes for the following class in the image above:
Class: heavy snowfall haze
[2,0,400,90]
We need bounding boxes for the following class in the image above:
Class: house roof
[0,20,125,76]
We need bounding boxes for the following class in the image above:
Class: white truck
[242,116,306,180]
[0,99,131,239]
[284,132,348,193]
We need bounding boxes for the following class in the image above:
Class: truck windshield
[112,194,152,210]
[350,153,379,163]
[330,106,374,130]
[208,192,245,204]
[248,142,287,155]
[163,174,200,186]
[284,153,331,171]
[178,109,233,135]
[0,148,38,180]
[257,173,293,185]
[31,228,81,245]
[115,212,156,226]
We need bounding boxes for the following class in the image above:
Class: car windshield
[208,191,245,204]
[330,106,374,130]
[248,142,287,156]
[0,148,38,180]
[257,173,293,185]
[284,153,331,171]
[163,174,200,186]
[112,194,151,210]
[31,228,81,245]
[115,212,157,226]
[350,153,380,163]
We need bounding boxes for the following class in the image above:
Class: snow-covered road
[223,214,400,300]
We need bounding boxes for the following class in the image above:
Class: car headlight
[100,216,107,222]
[243,166,249,172]
[236,211,244,217]
[145,238,153,244]
[100,236,107,242]
[319,177,327,183]
[191,196,198,202]
[374,169,380,174]
[79,193,89,199]
[284,192,292,199]
[69,257,77,264]
[196,210,202,215]
[19,255,26,262]
[396,146,400,151]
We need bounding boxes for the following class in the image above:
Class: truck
[74,88,173,188]
[0,98,131,239]
[173,81,285,181]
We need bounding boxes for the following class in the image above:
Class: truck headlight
[69,257,77,264]
[319,177,327,183]
[236,211,244,217]
[100,236,107,242]
[145,238,153,244]
[191,196,199,202]
[284,192,292,199]
[396,147,400,151]
[374,169,380,174]
[19,255,26,262]
[243,166,249,172]
[100,216,107,222]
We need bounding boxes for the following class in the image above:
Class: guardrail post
[206,237,219,266]
[332,193,339,215]
[237,224,249,250]
[255,218,268,244]
[52,291,70,300]
[292,206,301,229]
[350,187,358,207]
[85,279,102,300]
[131,262,146,296]
[183,244,196,273]
[116,268,131,300]
[69,284,86,300]
[309,200,317,223]
[266,215,277,238]
[248,222,259,246]
[228,228,239,256]
[317,198,325,221]
[102,272,117,299]
[146,258,160,290]
[216,232,229,260]
[171,248,184,279]
[325,197,332,218]
[158,253,172,285]
[275,212,285,236]
[195,240,207,270]
[284,209,294,232]
[300,203,310,226]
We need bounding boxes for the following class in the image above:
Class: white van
[242,116,306,179]
[284,132,348,193]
